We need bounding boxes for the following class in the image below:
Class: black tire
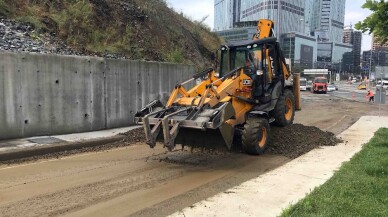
[241,118,269,155]
[271,89,295,127]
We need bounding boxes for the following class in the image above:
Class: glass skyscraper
[214,0,346,43]
[214,0,241,31]
[214,0,349,71]
[311,0,346,43]
[239,0,306,38]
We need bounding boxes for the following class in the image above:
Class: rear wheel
[242,118,269,155]
[272,89,295,127]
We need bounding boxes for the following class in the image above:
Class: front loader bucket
[174,123,235,151]
[135,102,236,151]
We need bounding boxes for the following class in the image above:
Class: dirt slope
[0,0,221,68]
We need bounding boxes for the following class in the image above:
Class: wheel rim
[285,98,293,121]
[258,127,267,148]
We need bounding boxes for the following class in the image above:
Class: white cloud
[345,0,373,51]
[166,0,214,29]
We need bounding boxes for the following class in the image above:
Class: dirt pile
[267,124,342,159]
[118,124,342,160]
[119,127,146,143]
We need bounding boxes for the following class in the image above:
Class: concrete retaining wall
[0,52,195,140]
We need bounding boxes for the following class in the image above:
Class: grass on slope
[0,0,221,68]
[281,128,388,217]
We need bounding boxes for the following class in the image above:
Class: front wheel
[271,89,295,127]
[241,118,269,155]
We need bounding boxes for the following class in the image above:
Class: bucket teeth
[143,114,162,148]
[161,108,190,150]
[162,118,180,151]
[139,102,236,151]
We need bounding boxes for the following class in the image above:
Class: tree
[355,0,388,44]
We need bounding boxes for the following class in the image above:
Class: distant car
[357,82,367,90]
[300,78,307,91]
[306,81,313,90]
[376,80,388,90]
[312,77,328,94]
[327,85,336,92]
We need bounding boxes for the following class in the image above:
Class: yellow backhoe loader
[135,19,300,155]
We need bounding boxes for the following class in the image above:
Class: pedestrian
[366,90,374,103]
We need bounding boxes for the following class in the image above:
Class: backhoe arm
[253,19,292,81]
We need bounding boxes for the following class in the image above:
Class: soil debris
[267,124,343,159]
[119,127,146,143]
[1,124,342,165]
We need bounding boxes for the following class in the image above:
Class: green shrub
[0,0,10,17]
[165,48,185,63]
[51,1,94,47]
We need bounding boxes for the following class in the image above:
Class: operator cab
[218,37,287,99]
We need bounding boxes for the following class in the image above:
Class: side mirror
[211,52,216,61]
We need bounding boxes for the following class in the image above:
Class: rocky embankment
[0,18,123,58]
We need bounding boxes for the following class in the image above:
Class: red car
[312,77,328,94]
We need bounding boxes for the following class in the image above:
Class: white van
[300,77,307,91]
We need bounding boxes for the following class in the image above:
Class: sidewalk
[169,116,388,217]
[0,126,139,154]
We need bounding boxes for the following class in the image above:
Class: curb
[0,135,126,162]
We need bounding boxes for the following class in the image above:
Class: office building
[342,27,362,73]
[372,35,388,51]
[239,0,307,38]
[317,42,352,70]
[215,0,346,41]
[216,26,258,41]
[362,50,388,69]
[213,0,347,70]
[282,32,317,69]
[214,0,241,31]
[311,0,345,43]
[362,51,388,79]
[341,51,354,73]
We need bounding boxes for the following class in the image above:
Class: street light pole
[369,49,372,88]
[339,60,342,90]
[289,33,292,72]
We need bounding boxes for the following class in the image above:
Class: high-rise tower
[343,27,362,72]
[311,0,346,43]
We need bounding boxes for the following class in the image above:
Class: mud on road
[1,117,341,165]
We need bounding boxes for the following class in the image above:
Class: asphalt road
[329,83,387,103]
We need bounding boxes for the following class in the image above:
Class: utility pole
[369,49,373,88]
[289,33,292,72]
[379,72,383,116]
[339,60,342,90]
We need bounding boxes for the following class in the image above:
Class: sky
[166,0,373,51]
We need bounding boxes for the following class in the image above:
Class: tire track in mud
[0,148,237,217]
[0,164,188,217]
